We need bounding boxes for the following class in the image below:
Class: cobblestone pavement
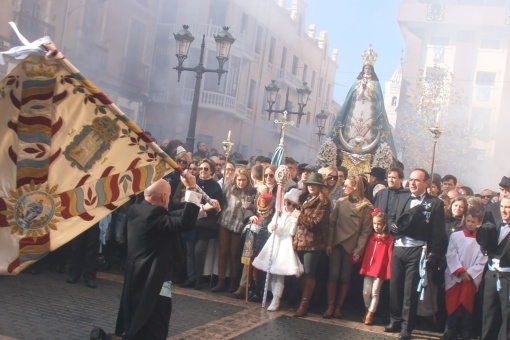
[0,270,441,340]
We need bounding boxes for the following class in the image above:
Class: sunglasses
[264,173,275,178]
[327,176,338,181]
[198,167,210,171]
[481,195,492,199]
[177,159,187,164]
[285,201,298,208]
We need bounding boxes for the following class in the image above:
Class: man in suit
[384,168,446,340]
[91,170,201,340]
[374,166,406,214]
[483,176,510,227]
[477,179,510,340]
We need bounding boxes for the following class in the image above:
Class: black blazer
[483,201,502,227]
[115,200,199,337]
[389,191,446,257]
[374,187,408,214]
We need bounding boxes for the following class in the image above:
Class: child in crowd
[253,188,304,311]
[442,209,487,340]
[241,193,274,302]
[359,208,393,325]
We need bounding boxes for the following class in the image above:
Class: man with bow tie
[477,189,510,340]
[383,168,446,340]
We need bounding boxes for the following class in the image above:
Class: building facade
[0,0,338,163]
[396,0,510,191]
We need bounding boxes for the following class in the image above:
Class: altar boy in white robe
[442,209,487,340]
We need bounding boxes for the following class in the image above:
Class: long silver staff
[262,111,292,308]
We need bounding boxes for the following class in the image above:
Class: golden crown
[361,44,378,66]
[22,59,59,78]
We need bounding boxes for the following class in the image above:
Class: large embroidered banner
[0,39,178,274]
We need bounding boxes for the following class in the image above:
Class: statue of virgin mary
[327,45,396,158]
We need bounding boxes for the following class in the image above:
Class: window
[247,79,257,109]
[302,64,308,83]
[476,71,496,85]
[469,108,491,137]
[392,96,398,106]
[311,71,316,89]
[318,77,323,98]
[208,0,227,25]
[204,52,226,93]
[433,46,444,63]
[268,37,276,64]
[227,56,240,97]
[255,26,263,54]
[292,56,298,76]
[241,13,248,34]
[280,47,287,69]
[126,20,146,67]
[475,71,496,101]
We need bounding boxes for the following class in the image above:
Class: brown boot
[362,309,368,323]
[227,278,238,293]
[333,283,350,319]
[323,280,337,319]
[293,277,316,318]
[211,279,226,292]
[232,285,246,299]
[364,311,374,325]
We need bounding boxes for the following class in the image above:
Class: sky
[305,1,405,103]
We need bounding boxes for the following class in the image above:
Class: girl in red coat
[359,208,393,325]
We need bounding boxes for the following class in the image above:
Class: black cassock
[115,200,199,339]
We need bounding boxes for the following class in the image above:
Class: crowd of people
[31,138,509,340]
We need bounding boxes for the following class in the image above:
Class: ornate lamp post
[173,25,235,152]
[264,80,311,127]
[429,124,444,180]
[315,110,328,142]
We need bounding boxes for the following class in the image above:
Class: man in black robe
[91,170,201,340]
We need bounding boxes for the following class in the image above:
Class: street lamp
[429,124,443,183]
[315,110,328,142]
[173,25,235,152]
[265,80,311,127]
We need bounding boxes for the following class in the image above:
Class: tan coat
[328,197,373,256]
[293,192,331,251]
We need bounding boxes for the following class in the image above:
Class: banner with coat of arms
[0,32,177,274]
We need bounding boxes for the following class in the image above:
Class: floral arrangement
[316,137,337,168]
[371,142,393,171]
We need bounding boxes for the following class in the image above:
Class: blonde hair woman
[324,174,373,319]
[318,165,345,207]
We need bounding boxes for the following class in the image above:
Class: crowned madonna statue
[318,45,396,174]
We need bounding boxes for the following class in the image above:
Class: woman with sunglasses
[218,161,236,188]
[324,174,373,319]
[293,172,331,317]
[319,165,345,207]
[262,165,278,196]
[253,188,304,311]
[165,146,192,204]
[212,168,257,293]
[180,159,223,290]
